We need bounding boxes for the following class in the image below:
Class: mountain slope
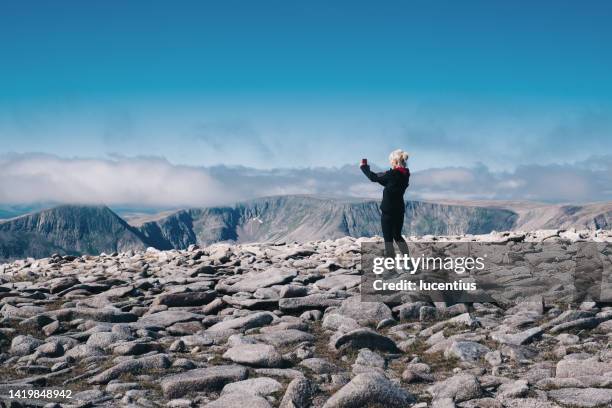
[0,205,146,261]
[433,199,612,230]
[136,196,519,247]
[2,196,612,261]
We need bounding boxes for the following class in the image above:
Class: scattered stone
[152,290,217,307]
[206,312,275,332]
[161,365,249,398]
[279,294,343,312]
[428,373,482,402]
[1,232,610,406]
[279,377,315,408]
[204,392,272,408]
[491,327,543,345]
[137,311,202,328]
[337,296,392,325]
[221,377,282,397]
[496,379,529,398]
[555,358,612,378]
[332,328,399,352]
[322,372,416,408]
[444,341,491,362]
[223,344,283,368]
[89,354,170,384]
[222,268,297,293]
[548,388,612,408]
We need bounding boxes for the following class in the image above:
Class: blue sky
[1,1,612,204]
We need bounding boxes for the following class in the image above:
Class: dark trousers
[381,211,409,257]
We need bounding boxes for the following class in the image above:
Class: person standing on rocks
[360,149,411,257]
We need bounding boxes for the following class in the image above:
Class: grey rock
[541,310,594,330]
[254,287,279,299]
[315,274,360,291]
[10,335,44,356]
[161,365,249,399]
[300,309,322,321]
[253,329,315,347]
[420,306,439,321]
[202,298,225,314]
[279,285,308,298]
[254,368,305,379]
[221,377,282,397]
[300,358,340,374]
[279,294,343,312]
[536,375,612,389]
[207,311,275,332]
[402,363,434,383]
[280,377,315,408]
[322,372,415,408]
[490,327,543,345]
[167,399,194,408]
[502,398,560,408]
[68,307,138,323]
[47,276,80,294]
[204,392,272,408]
[42,320,61,336]
[549,317,604,334]
[89,354,171,384]
[180,334,214,347]
[337,296,392,325]
[595,319,612,333]
[86,331,132,349]
[444,341,491,362]
[137,310,202,328]
[322,313,360,332]
[2,304,47,318]
[112,341,159,356]
[431,398,456,408]
[500,344,538,362]
[555,358,612,378]
[223,268,297,293]
[106,381,141,393]
[333,328,399,353]
[71,389,109,405]
[496,379,529,398]
[556,333,580,345]
[152,290,217,307]
[397,301,429,320]
[548,388,612,408]
[428,373,482,402]
[35,342,63,357]
[65,344,105,359]
[223,344,283,368]
[222,295,279,310]
[354,348,385,368]
[485,350,502,366]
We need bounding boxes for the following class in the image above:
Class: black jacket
[361,165,410,213]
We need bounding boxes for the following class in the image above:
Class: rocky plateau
[1,229,612,407]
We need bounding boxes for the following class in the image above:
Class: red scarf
[394,166,409,175]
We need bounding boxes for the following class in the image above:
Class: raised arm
[360,164,390,186]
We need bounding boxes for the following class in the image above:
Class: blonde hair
[389,149,409,168]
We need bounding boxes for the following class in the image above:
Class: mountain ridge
[0,204,147,261]
[1,195,612,261]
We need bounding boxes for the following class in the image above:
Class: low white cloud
[0,154,238,207]
[1,153,611,208]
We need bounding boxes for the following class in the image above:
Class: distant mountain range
[1,195,611,261]
[0,205,146,261]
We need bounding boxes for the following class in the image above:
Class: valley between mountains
[1,195,611,262]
